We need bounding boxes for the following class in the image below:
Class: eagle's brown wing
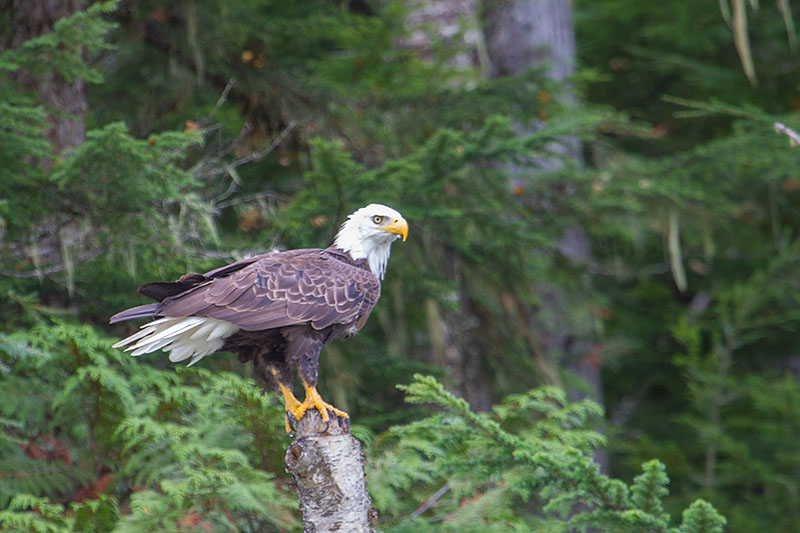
[154,249,380,332]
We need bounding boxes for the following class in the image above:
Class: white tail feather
[208,321,236,340]
[187,353,206,367]
[139,317,206,346]
[189,321,218,340]
[112,316,239,365]
[142,317,172,327]
[127,334,175,355]
[112,327,154,348]
[168,344,193,363]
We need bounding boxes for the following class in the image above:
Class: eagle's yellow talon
[326,404,349,419]
[283,394,302,413]
[289,384,349,432]
[271,370,302,434]
[285,411,297,434]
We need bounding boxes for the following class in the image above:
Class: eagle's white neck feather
[334,221,394,279]
[333,205,402,280]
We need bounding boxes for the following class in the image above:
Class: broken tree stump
[285,410,374,532]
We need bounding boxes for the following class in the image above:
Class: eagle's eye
[372,215,384,224]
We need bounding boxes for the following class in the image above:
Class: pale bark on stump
[285,411,374,533]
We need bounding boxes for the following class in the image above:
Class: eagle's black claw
[286,410,297,432]
[321,419,330,434]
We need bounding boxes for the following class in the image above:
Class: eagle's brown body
[111,246,380,386]
[111,203,407,433]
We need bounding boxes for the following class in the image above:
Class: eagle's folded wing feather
[156,250,380,332]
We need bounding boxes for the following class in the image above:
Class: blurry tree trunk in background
[482,0,607,472]
[402,0,484,70]
[483,0,576,82]
[7,0,87,153]
[483,0,582,165]
[6,0,87,300]
[404,0,494,412]
[402,0,604,419]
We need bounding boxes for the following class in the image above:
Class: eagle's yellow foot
[283,399,301,435]
[271,370,302,434]
[289,384,350,432]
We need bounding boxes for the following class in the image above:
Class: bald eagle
[110,204,408,433]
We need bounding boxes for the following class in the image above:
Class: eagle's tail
[112,316,239,366]
[109,303,159,324]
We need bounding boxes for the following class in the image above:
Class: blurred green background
[1,1,799,531]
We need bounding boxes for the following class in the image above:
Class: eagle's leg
[290,379,350,429]
[269,368,302,434]
[283,326,349,431]
[249,352,301,433]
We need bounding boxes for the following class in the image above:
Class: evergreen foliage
[367,375,725,532]
[0,0,118,232]
[0,320,297,532]
[2,0,800,530]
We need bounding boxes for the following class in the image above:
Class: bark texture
[285,411,374,533]
[425,288,492,413]
[484,0,581,171]
[483,0,577,81]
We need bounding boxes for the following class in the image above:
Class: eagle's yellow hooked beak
[383,217,409,242]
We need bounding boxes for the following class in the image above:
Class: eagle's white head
[334,203,408,279]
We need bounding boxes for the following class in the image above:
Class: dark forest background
[1,1,799,531]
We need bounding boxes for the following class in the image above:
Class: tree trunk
[425,292,492,413]
[403,0,606,423]
[483,0,577,82]
[402,0,484,71]
[481,0,608,473]
[285,412,374,533]
[8,0,87,154]
[403,0,494,412]
[6,0,88,300]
